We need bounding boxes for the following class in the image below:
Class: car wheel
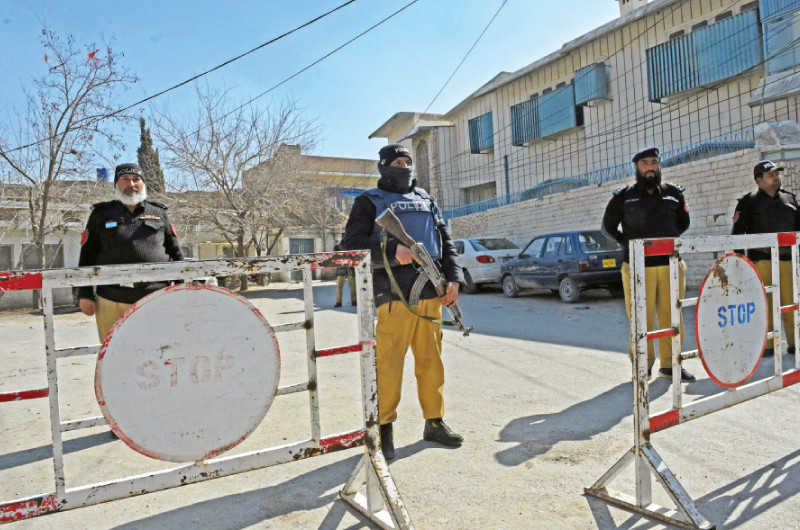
[502,275,519,298]
[558,276,580,303]
[462,270,478,294]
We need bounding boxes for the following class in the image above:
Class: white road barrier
[585,233,800,530]
[0,253,413,529]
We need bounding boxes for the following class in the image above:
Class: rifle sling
[381,232,456,327]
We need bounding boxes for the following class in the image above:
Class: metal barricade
[585,232,800,530]
[0,252,412,528]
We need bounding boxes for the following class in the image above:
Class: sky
[0,0,621,167]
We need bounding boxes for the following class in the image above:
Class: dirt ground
[2,281,800,529]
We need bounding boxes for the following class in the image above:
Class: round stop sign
[695,253,768,388]
[95,284,281,462]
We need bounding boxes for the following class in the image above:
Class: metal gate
[0,251,412,528]
[585,232,800,529]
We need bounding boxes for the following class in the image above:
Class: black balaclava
[377,144,415,193]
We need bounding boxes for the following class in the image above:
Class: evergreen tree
[137,117,166,193]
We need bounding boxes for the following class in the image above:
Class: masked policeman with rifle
[342,144,468,460]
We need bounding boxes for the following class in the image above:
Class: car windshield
[469,238,519,251]
[577,231,622,253]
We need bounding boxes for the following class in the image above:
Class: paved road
[1,281,799,529]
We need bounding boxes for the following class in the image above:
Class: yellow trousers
[755,260,796,348]
[376,298,445,425]
[95,296,133,342]
[335,275,356,304]
[621,261,686,370]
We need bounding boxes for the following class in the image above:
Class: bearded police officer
[732,160,800,356]
[342,144,464,459]
[602,146,696,382]
[78,163,184,341]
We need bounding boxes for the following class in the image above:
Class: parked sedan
[500,230,624,303]
[453,237,520,293]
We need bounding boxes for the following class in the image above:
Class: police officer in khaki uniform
[342,144,464,459]
[333,238,356,307]
[78,163,184,341]
[602,146,696,382]
[732,160,800,356]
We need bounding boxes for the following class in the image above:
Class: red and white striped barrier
[0,253,413,529]
[586,233,800,530]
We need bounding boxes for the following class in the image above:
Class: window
[542,87,553,95]
[740,1,758,12]
[522,237,546,258]
[556,81,566,89]
[462,182,497,204]
[560,237,573,256]
[575,62,610,104]
[540,83,581,137]
[468,112,494,153]
[22,244,64,270]
[763,5,800,75]
[669,30,685,40]
[715,10,733,22]
[454,241,465,255]
[511,97,540,145]
[647,10,761,100]
[544,236,566,257]
[577,231,622,253]
[692,21,708,31]
[469,238,518,251]
[0,245,12,271]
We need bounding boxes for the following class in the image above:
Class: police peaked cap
[378,144,413,167]
[114,163,145,184]
[753,160,785,179]
[632,146,660,164]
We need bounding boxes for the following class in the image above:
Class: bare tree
[0,29,137,306]
[153,85,319,290]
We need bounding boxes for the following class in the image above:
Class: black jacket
[601,181,690,266]
[78,199,184,304]
[732,188,800,261]
[341,184,463,308]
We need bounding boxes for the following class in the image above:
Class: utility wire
[3,0,360,154]
[410,0,509,131]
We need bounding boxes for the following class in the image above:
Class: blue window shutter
[539,84,576,137]
[575,63,610,104]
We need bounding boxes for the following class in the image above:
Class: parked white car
[453,237,520,293]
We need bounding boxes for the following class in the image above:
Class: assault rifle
[376,209,473,337]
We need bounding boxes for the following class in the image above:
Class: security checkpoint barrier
[0,252,413,528]
[585,232,800,529]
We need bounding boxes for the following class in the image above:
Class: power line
[410,0,510,131]
[2,0,360,155]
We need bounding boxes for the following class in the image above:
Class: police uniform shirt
[732,188,800,261]
[78,199,184,304]
[601,182,690,266]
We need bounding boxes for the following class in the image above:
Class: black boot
[423,418,463,447]
[380,423,395,460]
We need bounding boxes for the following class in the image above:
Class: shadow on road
[586,448,800,529]
[495,382,669,467]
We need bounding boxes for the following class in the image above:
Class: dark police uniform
[342,185,463,426]
[78,199,183,339]
[602,181,690,370]
[732,188,800,351]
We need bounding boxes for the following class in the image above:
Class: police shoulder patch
[665,182,685,193]
[91,200,115,211]
[146,200,168,210]
[612,185,628,196]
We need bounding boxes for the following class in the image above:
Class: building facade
[370,0,800,286]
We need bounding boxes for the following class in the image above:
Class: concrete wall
[450,148,800,288]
